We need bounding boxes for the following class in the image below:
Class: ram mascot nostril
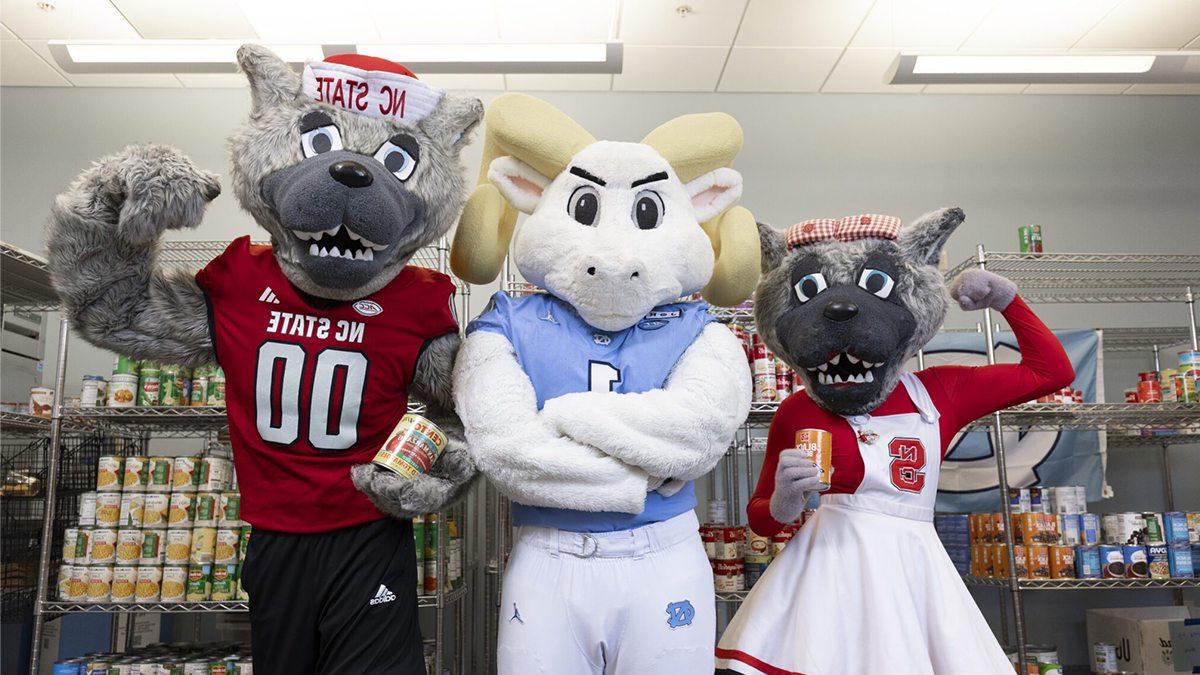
[46,45,482,671]
[715,208,1075,675]
[449,93,759,673]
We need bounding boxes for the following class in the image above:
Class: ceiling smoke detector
[36,1,55,11]
[675,5,693,19]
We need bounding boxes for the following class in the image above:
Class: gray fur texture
[754,207,965,415]
[949,268,1017,312]
[45,45,482,516]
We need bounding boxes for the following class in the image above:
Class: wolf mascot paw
[351,435,475,519]
[949,268,1018,312]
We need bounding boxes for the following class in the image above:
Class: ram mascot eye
[299,112,342,158]
[373,134,420,182]
[857,268,895,299]
[568,185,600,226]
[632,190,665,230]
[794,272,828,303]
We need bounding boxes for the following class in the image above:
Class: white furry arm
[541,323,752,482]
[453,331,651,514]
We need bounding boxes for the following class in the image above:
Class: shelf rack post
[976,245,1027,667]
[29,318,70,675]
[1186,286,1198,351]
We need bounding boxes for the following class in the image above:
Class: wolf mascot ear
[239,44,301,115]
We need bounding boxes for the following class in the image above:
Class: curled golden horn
[641,112,743,182]
[450,94,595,284]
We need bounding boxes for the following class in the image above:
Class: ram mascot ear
[641,113,761,307]
[450,93,595,285]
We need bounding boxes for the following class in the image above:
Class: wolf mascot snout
[715,209,1074,675]
[47,46,481,673]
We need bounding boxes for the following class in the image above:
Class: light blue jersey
[467,291,716,532]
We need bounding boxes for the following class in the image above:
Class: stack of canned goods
[51,643,251,674]
[1030,386,1085,404]
[958,485,1198,580]
[57,453,250,605]
[1121,350,1199,409]
[413,513,464,595]
[727,326,805,403]
[699,510,814,593]
[1005,644,1062,675]
[85,356,226,409]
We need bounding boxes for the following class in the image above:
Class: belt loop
[581,534,598,558]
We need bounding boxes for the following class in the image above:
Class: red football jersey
[196,236,458,533]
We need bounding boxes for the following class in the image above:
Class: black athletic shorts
[240,517,424,674]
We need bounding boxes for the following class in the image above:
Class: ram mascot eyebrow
[450,93,760,307]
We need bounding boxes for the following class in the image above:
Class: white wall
[3,85,1198,666]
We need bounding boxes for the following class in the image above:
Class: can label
[146,457,174,492]
[1099,545,1125,578]
[795,428,833,488]
[168,492,195,527]
[115,529,143,563]
[161,566,188,602]
[96,456,124,492]
[373,414,448,478]
[218,492,241,526]
[62,528,79,564]
[190,376,208,406]
[206,374,226,406]
[193,492,218,527]
[141,493,169,528]
[67,565,89,601]
[121,456,148,492]
[1075,546,1101,579]
[86,565,114,603]
[210,563,238,601]
[171,456,199,492]
[118,493,144,528]
[77,492,98,526]
[111,566,137,603]
[1049,546,1074,579]
[190,527,217,564]
[186,564,212,601]
[140,529,164,566]
[164,529,193,565]
[88,528,118,564]
[135,565,163,602]
[1123,545,1148,578]
[137,372,161,406]
[214,529,240,564]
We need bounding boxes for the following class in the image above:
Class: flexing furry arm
[352,332,479,517]
[540,323,752,484]
[46,145,221,367]
[454,331,650,514]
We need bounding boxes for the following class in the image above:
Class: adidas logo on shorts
[369,584,396,606]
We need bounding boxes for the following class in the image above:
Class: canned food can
[1099,545,1125,578]
[140,529,165,566]
[1049,546,1074,579]
[67,565,89,602]
[795,429,833,488]
[115,529,143,563]
[1093,642,1118,674]
[137,366,161,406]
[86,565,114,603]
[29,386,55,418]
[373,414,448,478]
[185,563,212,601]
[88,528,118,564]
[62,528,80,564]
[1018,225,1043,253]
[121,456,149,493]
[113,355,139,376]
[1027,545,1050,579]
[110,566,137,603]
[118,493,145,528]
[164,529,193,565]
[206,371,226,406]
[96,456,124,492]
[160,566,187,602]
[141,493,169,529]
[713,559,744,592]
[56,565,71,601]
[744,555,771,588]
[1147,544,1171,579]
[77,491,98,526]
[171,456,199,492]
[1164,512,1190,544]
[190,527,217,564]
[135,565,163,602]
[415,556,425,594]
[168,492,195,527]
[193,492,218,527]
[80,376,108,408]
[1058,515,1081,547]
[190,376,209,406]
[196,457,233,492]
[239,526,252,560]
[1075,546,1101,579]
[1168,544,1194,578]
[1011,545,1029,578]
[1123,388,1138,403]
[109,374,138,407]
[214,529,240,564]
[1123,545,1148,578]
[1080,513,1101,546]
[210,563,238,601]
[73,527,92,564]
[159,365,183,406]
[1142,512,1165,544]
[424,557,437,594]
[218,492,241,527]
[1190,512,1200,544]
[184,661,210,675]
[146,456,174,493]
[746,532,771,556]
[1136,378,1162,403]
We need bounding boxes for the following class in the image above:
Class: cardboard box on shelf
[1085,606,1195,675]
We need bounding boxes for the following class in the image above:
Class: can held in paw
[373,413,448,478]
[795,428,833,489]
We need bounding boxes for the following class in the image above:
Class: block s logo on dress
[354,299,383,316]
[665,600,695,628]
[368,584,396,606]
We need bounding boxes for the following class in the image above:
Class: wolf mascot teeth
[715,209,1075,675]
[449,94,759,674]
[46,46,481,673]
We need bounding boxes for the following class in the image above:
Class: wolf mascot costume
[46,46,481,673]
[449,94,760,674]
[715,209,1074,674]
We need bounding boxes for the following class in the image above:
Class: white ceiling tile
[821,48,923,92]
[24,38,183,86]
[737,0,873,48]
[619,0,746,46]
[2,23,19,39]
[1076,0,1200,49]
[962,0,1120,49]
[922,83,1028,94]
[239,0,379,42]
[505,73,612,91]
[851,0,997,49]
[1187,33,1200,48]
[175,72,251,87]
[1124,83,1200,95]
[112,0,257,39]
[1024,83,1131,94]
[612,45,727,92]
[369,0,499,43]
[0,0,138,39]
[1,39,71,85]
[416,73,505,91]
[718,46,840,92]
[496,0,616,42]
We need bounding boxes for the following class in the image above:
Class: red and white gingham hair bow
[785,214,902,250]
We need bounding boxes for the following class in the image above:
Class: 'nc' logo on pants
[665,600,694,629]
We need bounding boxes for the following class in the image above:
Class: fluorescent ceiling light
[49,41,323,74]
[890,51,1200,85]
[361,42,622,74]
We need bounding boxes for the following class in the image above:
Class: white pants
[497,511,715,675]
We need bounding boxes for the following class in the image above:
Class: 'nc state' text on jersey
[265,310,365,344]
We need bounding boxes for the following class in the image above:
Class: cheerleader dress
[715,297,1074,675]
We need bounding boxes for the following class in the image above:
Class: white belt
[516,511,700,559]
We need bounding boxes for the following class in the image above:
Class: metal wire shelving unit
[963,576,1200,590]
[21,239,474,675]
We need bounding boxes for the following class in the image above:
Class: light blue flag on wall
[905,329,1103,513]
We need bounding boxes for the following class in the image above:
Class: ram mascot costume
[46,46,481,673]
[450,93,759,674]
[714,209,1075,675]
